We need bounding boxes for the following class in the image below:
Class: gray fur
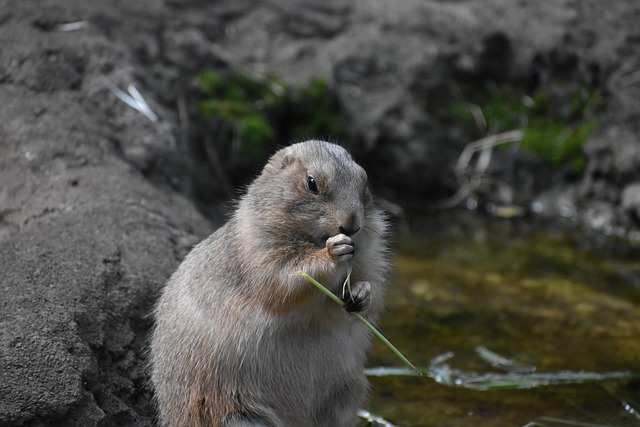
[150,140,389,427]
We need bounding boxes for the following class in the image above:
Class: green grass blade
[294,271,344,305]
[367,353,640,390]
[351,312,421,376]
[294,271,421,376]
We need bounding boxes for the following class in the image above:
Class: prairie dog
[150,140,389,426]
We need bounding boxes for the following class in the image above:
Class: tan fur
[150,140,389,427]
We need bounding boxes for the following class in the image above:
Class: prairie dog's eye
[306,176,319,194]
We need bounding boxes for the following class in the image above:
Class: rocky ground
[1,0,639,425]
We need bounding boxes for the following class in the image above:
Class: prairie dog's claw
[342,281,371,313]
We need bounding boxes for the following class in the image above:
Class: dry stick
[437,130,524,209]
[203,136,236,200]
[106,82,159,123]
[294,271,421,376]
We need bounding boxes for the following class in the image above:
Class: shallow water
[364,213,640,426]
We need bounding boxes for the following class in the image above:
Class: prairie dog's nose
[339,213,361,236]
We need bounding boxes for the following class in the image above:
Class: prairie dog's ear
[280,148,296,169]
[263,146,296,173]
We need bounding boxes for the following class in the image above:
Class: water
[365,213,640,426]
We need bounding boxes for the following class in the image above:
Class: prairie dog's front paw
[326,233,354,262]
[342,281,371,313]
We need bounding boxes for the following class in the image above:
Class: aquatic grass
[294,270,421,375]
[521,407,640,427]
[537,416,617,427]
[365,350,640,390]
[475,345,535,372]
[357,409,398,427]
[599,382,640,420]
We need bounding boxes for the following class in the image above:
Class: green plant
[451,86,600,173]
[194,70,350,165]
[196,71,281,162]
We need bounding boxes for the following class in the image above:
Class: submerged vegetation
[366,350,638,390]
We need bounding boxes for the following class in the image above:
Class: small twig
[203,137,236,200]
[475,346,535,373]
[437,130,523,209]
[54,21,89,32]
[466,102,487,132]
[127,85,157,121]
[176,89,190,149]
[455,130,524,183]
[107,82,159,123]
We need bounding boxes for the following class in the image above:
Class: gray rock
[0,1,211,425]
[621,182,640,223]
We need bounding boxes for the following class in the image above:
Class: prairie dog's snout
[338,205,363,236]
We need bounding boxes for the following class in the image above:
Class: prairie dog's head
[243,140,376,246]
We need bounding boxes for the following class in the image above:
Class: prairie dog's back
[150,140,389,427]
